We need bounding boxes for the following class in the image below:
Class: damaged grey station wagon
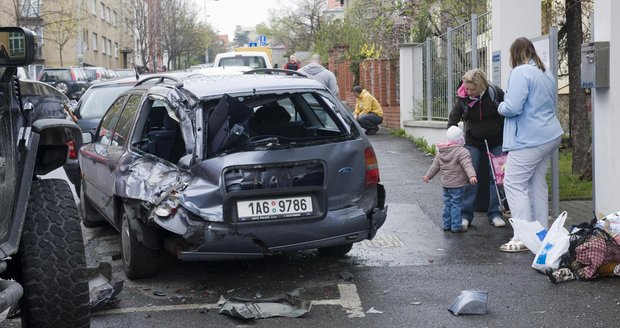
[79,71,388,279]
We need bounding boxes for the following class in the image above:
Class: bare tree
[130,0,152,71]
[43,0,82,66]
[346,0,415,59]
[259,0,325,51]
[561,0,590,175]
[7,0,85,66]
[160,0,210,69]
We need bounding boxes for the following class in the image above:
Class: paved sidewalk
[558,199,596,226]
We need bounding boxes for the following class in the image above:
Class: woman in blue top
[497,37,564,253]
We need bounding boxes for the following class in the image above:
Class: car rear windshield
[39,69,71,81]
[218,56,267,69]
[203,91,352,156]
[78,85,134,118]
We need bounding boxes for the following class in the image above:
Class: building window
[113,11,117,26]
[100,2,105,19]
[114,42,118,58]
[20,0,40,18]
[106,7,111,23]
[93,32,98,51]
[101,36,106,54]
[108,40,112,56]
[8,32,26,56]
[83,29,89,51]
[91,0,96,15]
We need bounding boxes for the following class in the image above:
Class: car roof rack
[134,73,203,88]
[244,68,307,77]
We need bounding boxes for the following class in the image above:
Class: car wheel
[318,243,353,257]
[121,212,159,280]
[54,81,69,94]
[80,181,106,227]
[19,179,90,328]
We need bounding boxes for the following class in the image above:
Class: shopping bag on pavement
[509,218,547,254]
[531,211,570,273]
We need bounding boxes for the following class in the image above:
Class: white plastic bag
[509,218,547,254]
[531,211,570,273]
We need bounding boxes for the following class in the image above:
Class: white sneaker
[490,216,506,227]
[461,219,469,231]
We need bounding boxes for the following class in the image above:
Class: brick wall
[328,50,401,129]
[328,46,356,106]
[358,59,400,129]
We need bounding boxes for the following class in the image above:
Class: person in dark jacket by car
[447,69,505,231]
[283,54,300,71]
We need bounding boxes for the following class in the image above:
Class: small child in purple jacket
[423,126,478,232]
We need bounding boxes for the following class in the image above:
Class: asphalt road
[5,129,620,327]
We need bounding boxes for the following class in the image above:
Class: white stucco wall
[399,45,415,126]
[592,0,618,215]
[491,0,542,89]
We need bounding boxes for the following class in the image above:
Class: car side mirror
[0,27,36,67]
[82,132,93,144]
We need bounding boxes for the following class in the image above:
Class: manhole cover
[361,233,404,248]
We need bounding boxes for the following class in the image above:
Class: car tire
[80,181,106,227]
[318,243,353,257]
[19,179,90,328]
[54,81,69,94]
[121,212,159,280]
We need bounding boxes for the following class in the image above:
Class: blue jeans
[357,113,383,131]
[442,186,465,232]
[461,144,502,224]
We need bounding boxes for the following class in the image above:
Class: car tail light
[70,68,76,81]
[364,147,380,187]
[67,139,78,160]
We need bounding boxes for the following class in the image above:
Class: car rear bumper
[161,202,387,262]
[63,161,81,188]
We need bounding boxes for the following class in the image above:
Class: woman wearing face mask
[448,69,506,232]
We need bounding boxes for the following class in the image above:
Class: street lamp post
[204,0,219,64]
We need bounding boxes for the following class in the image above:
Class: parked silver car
[79,71,387,279]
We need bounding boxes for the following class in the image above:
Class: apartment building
[0,0,137,77]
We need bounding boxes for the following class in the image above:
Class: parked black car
[74,76,140,138]
[83,66,116,81]
[38,66,91,100]
[79,71,388,279]
[19,79,82,191]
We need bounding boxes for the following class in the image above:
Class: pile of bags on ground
[510,211,620,283]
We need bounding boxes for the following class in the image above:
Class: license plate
[236,196,313,220]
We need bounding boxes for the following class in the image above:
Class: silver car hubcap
[121,217,131,265]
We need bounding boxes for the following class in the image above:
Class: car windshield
[114,70,135,78]
[219,56,267,68]
[203,91,351,157]
[78,85,133,118]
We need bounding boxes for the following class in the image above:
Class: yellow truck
[234,46,273,66]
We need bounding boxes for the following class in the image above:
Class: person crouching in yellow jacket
[353,86,383,135]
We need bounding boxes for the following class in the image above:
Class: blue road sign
[259,35,266,43]
[248,42,257,47]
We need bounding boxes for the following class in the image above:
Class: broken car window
[97,95,127,146]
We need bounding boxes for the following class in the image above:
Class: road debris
[448,290,488,316]
[87,262,124,312]
[218,289,311,320]
[366,307,383,314]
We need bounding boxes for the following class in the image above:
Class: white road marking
[94,283,366,318]
[336,283,365,318]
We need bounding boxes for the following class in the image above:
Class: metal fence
[415,12,492,121]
